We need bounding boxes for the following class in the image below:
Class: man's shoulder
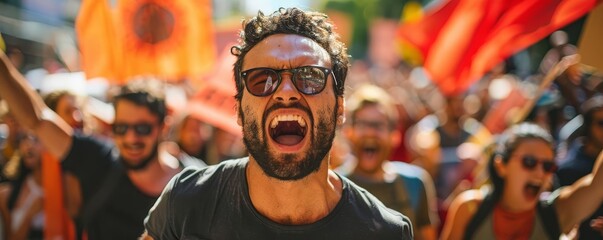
[68,133,115,158]
[387,161,432,186]
[72,132,112,146]
[63,133,115,172]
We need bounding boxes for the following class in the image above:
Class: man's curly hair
[231,7,350,100]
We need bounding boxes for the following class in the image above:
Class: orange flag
[42,151,76,240]
[76,0,216,84]
[397,0,601,96]
[76,0,120,81]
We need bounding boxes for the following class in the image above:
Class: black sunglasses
[520,155,557,173]
[241,66,335,96]
[112,123,155,136]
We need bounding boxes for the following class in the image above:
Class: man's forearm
[0,51,73,159]
[0,51,48,130]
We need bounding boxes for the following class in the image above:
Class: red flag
[76,0,216,84]
[397,0,601,96]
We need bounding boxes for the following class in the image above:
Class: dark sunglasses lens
[245,69,279,96]
[294,67,327,95]
[542,161,557,173]
[134,124,153,136]
[522,156,538,169]
[112,124,128,135]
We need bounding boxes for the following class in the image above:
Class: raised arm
[556,150,603,233]
[0,51,73,159]
[440,189,482,240]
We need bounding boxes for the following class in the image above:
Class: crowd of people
[0,5,602,240]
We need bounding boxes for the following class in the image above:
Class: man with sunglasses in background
[142,8,412,239]
[0,52,182,239]
[556,95,603,239]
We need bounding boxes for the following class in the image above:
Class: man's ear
[337,97,345,126]
[235,102,242,127]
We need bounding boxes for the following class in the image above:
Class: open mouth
[359,139,381,158]
[269,114,308,146]
[524,182,542,199]
[123,143,145,156]
[361,146,379,159]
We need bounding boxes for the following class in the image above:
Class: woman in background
[0,132,44,240]
[442,122,603,239]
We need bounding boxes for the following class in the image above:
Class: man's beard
[241,102,337,181]
[120,141,159,171]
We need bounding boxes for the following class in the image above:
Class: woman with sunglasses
[441,122,603,239]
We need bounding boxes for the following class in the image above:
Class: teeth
[270,114,307,128]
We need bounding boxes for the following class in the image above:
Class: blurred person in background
[405,92,473,231]
[0,51,183,240]
[341,84,438,240]
[42,90,84,131]
[204,128,247,165]
[0,106,23,183]
[329,131,354,170]
[434,94,472,199]
[169,112,211,167]
[0,132,43,240]
[556,95,603,239]
[442,122,603,239]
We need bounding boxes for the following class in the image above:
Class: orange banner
[76,0,216,84]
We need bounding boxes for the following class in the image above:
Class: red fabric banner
[398,0,601,96]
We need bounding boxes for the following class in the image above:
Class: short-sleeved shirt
[465,189,561,239]
[145,158,413,239]
[62,134,159,240]
[347,161,438,236]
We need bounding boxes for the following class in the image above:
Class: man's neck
[352,165,388,182]
[127,150,181,196]
[246,157,343,225]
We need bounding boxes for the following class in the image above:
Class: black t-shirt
[145,158,413,239]
[63,134,158,240]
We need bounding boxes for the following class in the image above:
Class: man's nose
[123,128,141,141]
[272,75,301,103]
